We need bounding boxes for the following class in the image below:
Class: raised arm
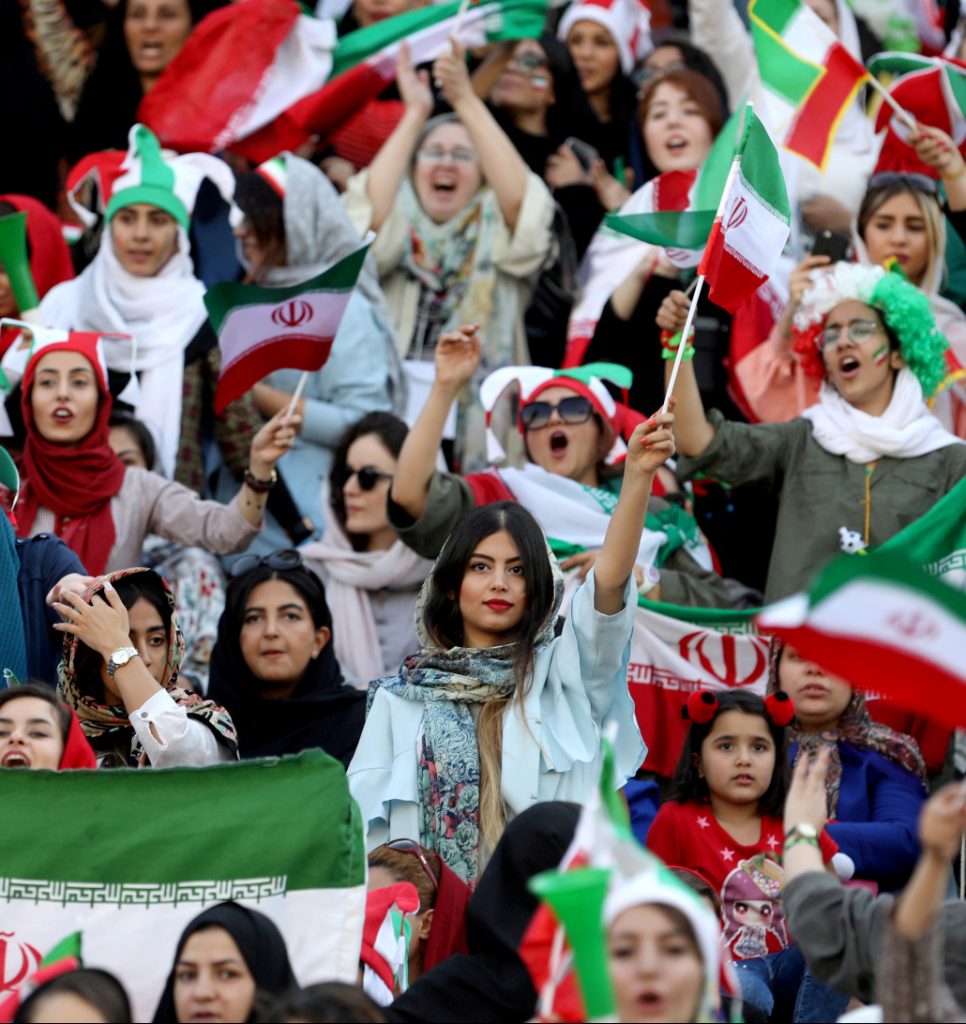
[390,324,481,518]
[911,123,966,213]
[657,289,714,455]
[434,40,529,230]
[365,42,434,232]
[593,413,675,614]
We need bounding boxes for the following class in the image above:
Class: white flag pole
[865,73,917,132]
[286,371,309,419]
[661,126,747,414]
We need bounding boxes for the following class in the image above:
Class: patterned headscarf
[370,537,564,882]
[769,640,927,816]
[58,568,236,767]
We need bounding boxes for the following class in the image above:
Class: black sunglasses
[520,395,594,431]
[868,171,939,196]
[332,465,394,491]
[230,548,303,578]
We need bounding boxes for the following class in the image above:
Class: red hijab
[61,707,97,769]
[17,336,126,574]
[0,195,75,356]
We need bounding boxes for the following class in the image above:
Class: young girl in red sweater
[647,689,845,1021]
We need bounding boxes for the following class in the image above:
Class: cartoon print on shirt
[721,854,788,959]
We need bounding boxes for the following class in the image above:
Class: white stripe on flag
[720,170,789,277]
[219,291,351,370]
[781,6,836,63]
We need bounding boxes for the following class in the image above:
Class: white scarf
[39,228,207,478]
[802,368,963,463]
[300,500,433,688]
[498,463,714,571]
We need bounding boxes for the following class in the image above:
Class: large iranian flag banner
[0,751,365,1022]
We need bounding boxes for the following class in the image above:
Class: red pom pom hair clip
[683,690,719,723]
[765,692,795,727]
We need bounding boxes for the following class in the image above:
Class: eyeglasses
[867,171,938,196]
[633,60,687,98]
[818,318,883,351]
[415,147,478,165]
[520,395,594,431]
[229,548,303,578]
[385,838,439,891]
[332,465,394,491]
[508,51,550,77]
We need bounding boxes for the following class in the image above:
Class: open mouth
[666,137,688,152]
[52,408,73,422]
[636,992,664,1011]
[838,354,860,378]
[733,773,755,784]
[432,180,457,194]
[1,751,30,768]
[549,430,569,454]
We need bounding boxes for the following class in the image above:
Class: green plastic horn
[529,866,616,1022]
[0,212,40,317]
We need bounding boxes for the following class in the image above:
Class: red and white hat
[479,362,644,465]
[557,0,653,75]
[360,882,421,1007]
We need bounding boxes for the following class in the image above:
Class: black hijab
[207,564,365,766]
[386,802,580,1023]
[152,901,297,1023]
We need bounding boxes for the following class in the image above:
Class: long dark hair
[233,171,286,278]
[669,691,788,818]
[71,572,173,700]
[0,682,70,744]
[329,412,408,551]
[536,32,599,145]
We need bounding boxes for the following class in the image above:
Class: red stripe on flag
[652,168,698,212]
[700,221,767,314]
[215,335,333,413]
[785,43,868,170]
[764,622,966,729]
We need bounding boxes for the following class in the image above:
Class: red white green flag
[0,751,365,1022]
[757,551,966,727]
[206,245,368,414]
[698,106,791,314]
[749,0,870,170]
[141,0,546,162]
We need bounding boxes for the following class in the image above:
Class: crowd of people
[3,0,966,1020]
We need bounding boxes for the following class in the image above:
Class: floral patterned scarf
[370,545,564,882]
[58,568,237,767]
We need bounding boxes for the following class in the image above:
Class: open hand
[433,39,474,109]
[919,780,966,861]
[784,745,831,834]
[434,323,481,392]
[398,41,434,116]
[52,584,132,660]
[625,412,675,478]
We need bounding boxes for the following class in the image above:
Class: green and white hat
[106,125,192,229]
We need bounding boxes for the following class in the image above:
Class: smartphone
[564,136,601,174]
[811,229,851,264]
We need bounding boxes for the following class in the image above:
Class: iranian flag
[0,751,365,1022]
[698,106,791,314]
[207,245,367,414]
[749,0,869,170]
[141,0,547,162]
[869,52,966,176]
[757,552,966,727]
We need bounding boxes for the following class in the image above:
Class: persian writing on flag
[0,751,365,1022]
[749,0,870,170]
[757,552,966,727]
[698,106,791,314]
[206,245,368,414]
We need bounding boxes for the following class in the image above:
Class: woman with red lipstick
[350,406,675,882]
[774,644,927,891]
[664,262,966,602]
[388,324,729,609]
[343,40,554,471]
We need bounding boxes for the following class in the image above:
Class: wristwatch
[107,646,140,679]
[244,467,278,494]
[784,822,819,848]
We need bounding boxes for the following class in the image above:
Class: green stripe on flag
[604,209,717,249]
[738,111,792,223]
[750,0,823,107]
[879,476,966,582]
[204,245,368,334]
[867,52,934,77]
[694,110,742,210]
[1,750,364,888]
[330,0,547,78]
[41,932,82,967]
[945,66,966,118]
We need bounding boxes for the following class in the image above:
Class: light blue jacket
[348,571,646,851]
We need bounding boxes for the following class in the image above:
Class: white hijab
[39,226,207,479]
[803,367,963,462]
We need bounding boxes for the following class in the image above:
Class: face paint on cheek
[530,76,549,90]
[872,344,890,366]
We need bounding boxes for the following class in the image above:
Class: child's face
[457,529,528,649]
[695,710,776,808]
